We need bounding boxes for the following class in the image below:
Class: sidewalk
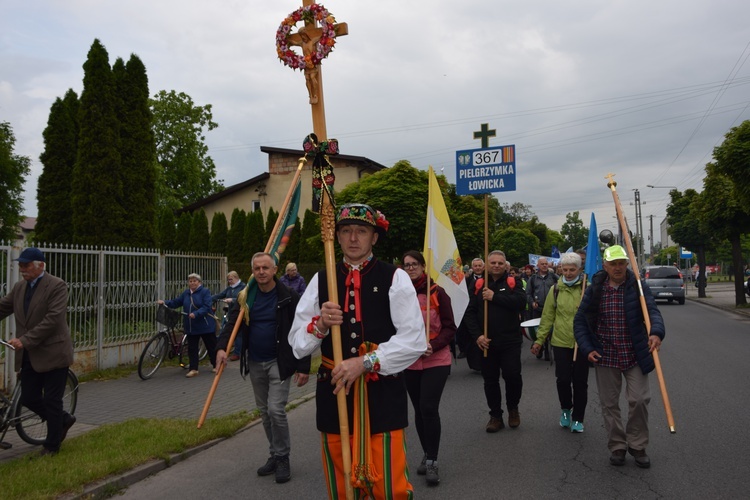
[0,357,315,464]
[686,280,750,317]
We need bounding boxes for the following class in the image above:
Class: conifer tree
[244,209,265,259]
[299,208,323,266]
[36,89,79,243]
[72,39,124,245]
[264,207,279,246]
[189,209,209,253]
[227,208,246,263]
[209,212,228,255]
[115,54,157,247]
[158,206,176,251]
[175,212,192,251]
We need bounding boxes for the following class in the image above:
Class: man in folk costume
[290,203,426,499]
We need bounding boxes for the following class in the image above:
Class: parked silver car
[642,266,685,304]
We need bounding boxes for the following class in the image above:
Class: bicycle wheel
[198,338,208,362]
[14,369,79,445]
[178,333,190,369]
[138,332,169,380]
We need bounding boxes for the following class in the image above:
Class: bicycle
[0,339,79,449]
[137,304,208,380]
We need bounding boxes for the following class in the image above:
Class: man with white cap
[574,245,665,468]
[0,247,75,456]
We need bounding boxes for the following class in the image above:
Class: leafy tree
[150,90,223,211]
[0,122,31,241]
[226,208,246,263]
[446,188,497,263]
[712,120,750,209]
[36,90,79,243]
[700,162,750,305]
[666,189,716,297]
[337,160,428,262]
[158,206,176,250]
[175,212,192,251]
[243,209,265,260]
[490,227,540,265]
[497,202,534,229]
[560,211,588,251]
[519,216,552,255]
[209,212,228,255]
[114,54,157,247]
[189,209,209,253]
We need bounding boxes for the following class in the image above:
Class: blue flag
[585,213,602,277]
[551,246,561,258]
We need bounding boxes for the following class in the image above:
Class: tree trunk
[730,234,748,306]
[697,247,707,298]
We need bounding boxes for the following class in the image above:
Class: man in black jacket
[464,250,527,432]
[216,252,311,484]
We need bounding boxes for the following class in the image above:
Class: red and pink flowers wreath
[276,3,337,70]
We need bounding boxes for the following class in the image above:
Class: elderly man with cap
[574,245,665,468]
[0,248,75,456]
[289,203,425,499]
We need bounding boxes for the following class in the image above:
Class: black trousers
[405,365,451,460]
[20,354,68,451]
[188,333,217,371]
[552,346,590,422]
[481,343,523,418]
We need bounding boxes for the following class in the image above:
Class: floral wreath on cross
[276,3,337,70]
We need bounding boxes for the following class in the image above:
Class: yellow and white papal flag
[423,166,470,326]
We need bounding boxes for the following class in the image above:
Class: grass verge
[0,411,255,500]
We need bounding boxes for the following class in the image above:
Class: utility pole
[649,214,654,262]
[632,189,645,269]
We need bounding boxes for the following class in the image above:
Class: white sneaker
[185,370,199,378]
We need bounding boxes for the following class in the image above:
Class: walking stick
[483,194,490,357]
[197,157,307,429]
[606,173,676,433]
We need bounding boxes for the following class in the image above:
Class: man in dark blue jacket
[574,245,665,469]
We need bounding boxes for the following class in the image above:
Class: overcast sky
[2,0,749,246]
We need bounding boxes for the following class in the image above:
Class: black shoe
[486,416,505,433]
[417,455,427,475]
[508,409,521,428]
[275,455,291,483]
[425,460,440,486]
[628,447,651,468]
[61,413,76,442]
[257,456,276,476]
[609,449,626,466]
[39,447,58,457]
[457,352,466,359]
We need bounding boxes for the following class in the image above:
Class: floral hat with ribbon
[336,203,389,235]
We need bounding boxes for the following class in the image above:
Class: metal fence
[0,242,226,390]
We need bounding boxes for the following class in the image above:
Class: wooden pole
[483,194,489,357]
[425,248,431,344]
[573,275,586,362]
[197,158,307,429]
[606,173,676,434]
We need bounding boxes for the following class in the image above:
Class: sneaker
[211,367,217,373]
[508,409,521,428]
[570,421,584,433]
[628,447,651,468]
[275,455,291,483]
[609,449,626,466]
[560,409,571,428]
[425,460,440,486]
[486,416,504,433]
[185,370,199,378]
[417,455,427,475]
[257,456,277,476]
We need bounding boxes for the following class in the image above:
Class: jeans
[247,359,292,457]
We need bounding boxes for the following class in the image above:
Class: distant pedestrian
[211,271,246,361]
[527,257,559,360]
[0,248,76,456]
[279,262,306,295]
[574,245,665,468]
[158,274,217,377]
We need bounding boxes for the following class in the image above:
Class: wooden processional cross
[286,2,355,498]
[474,123,496,357]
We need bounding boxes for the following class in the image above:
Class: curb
[687,297,750,318]
[64,391,316,499]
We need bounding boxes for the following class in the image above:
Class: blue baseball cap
[14,247,45,263]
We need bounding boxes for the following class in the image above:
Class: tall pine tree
[36,89,79,243]
[189,209,209,253]
[209,212,228,255]
[158,206,176,251]
[72,39,125,245]
[175,212,192,251]
[227,208,246,263]
[244,209,265,260]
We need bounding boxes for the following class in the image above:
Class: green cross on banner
[473,123,496,148]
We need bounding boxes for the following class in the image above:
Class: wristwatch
[362,355,373,372]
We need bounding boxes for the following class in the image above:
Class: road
[111,299,750,498]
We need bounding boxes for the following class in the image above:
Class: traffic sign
[680,247,692,259]
[456,145,516,195]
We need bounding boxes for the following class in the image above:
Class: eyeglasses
[403,263,421,269]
